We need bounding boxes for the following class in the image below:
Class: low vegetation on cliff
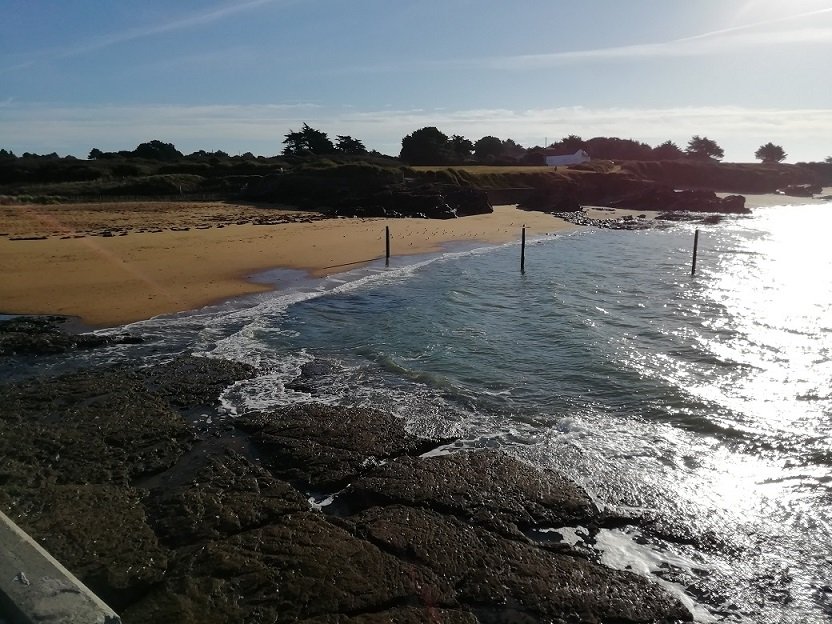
[1,127,829,216]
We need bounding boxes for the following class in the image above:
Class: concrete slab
[0,510,121,624]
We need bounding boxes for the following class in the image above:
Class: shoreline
[1,194,826,327]
[0,203,578,327]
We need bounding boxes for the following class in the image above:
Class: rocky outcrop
[515,172,749,215]
[242,166,492,219]
[777,183,822,197]
[335,451,597,535]
[0,334,692,623]
[621,160,822,194]
[607,188,748,214]
[0,315,142,356]
[237,405,446,490]
[352,505,689,624]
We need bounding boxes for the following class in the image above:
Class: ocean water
[11,204,832,622]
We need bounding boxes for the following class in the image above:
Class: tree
[551,134,585,152]
[652,140,684,160]
[754,142,786,163]
[0,148,16,160]
[132,140,182,161]
[399,127,451,165]
[685,135,724,161]
[521,146,545,165]
[335,135,367,155]
[449,135,474,162]
[282,123,335,156]
[584,137,652,160]
[501,138,526,160]
[473,135,504,162]
[826,156,832,164]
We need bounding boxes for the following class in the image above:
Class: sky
[2,0,831,162]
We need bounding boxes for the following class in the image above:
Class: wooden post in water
[521,226,526,273]
[385,226,390,266]
[691,228,700,276]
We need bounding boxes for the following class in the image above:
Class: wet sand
[0,201,578,327]
[4,192,815,327]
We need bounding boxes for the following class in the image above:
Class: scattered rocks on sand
[557,211,657,230]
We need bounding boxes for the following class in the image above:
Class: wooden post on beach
[691,229,699,276]
[521,226,526,273]
[385,226,390,266]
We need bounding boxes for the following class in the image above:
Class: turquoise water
[13,204,832,622]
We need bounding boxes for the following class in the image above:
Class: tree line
[277,124,795,166]
[0,128,820,167]
[396,128,795,166]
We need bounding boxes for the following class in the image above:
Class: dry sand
[0,201,577,327]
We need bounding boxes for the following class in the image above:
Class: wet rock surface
[350,505,690,624]
[238,404,447,490]
[0,368,192,486]
[336,451,597,536]
[0,315,142,356]
[138,354,256,411]
[0,329,693,623]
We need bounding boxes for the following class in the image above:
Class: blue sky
[2,0,831,161]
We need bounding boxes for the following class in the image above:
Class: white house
[544,149,590,167]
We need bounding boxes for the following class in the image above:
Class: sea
[8,202,832,622]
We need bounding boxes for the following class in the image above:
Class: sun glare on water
[702,206,832,433]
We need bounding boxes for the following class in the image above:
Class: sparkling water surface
[10,204,832,622]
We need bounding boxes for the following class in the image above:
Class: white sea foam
[308,494,336,511]
[594,528,718,623]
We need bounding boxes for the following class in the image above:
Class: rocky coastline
[0,318,693,623]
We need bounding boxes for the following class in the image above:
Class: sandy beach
[0,201,578,327]
[4,192,820,327]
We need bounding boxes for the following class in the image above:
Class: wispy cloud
[2,102,831,162]
[339,7,832,74]
[483,27,832,70]
[678,6,832,42]
[1,0,278,73]
[66,0,277,55]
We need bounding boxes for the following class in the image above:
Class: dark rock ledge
[0,315,143,356]
[0,324,692,623]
